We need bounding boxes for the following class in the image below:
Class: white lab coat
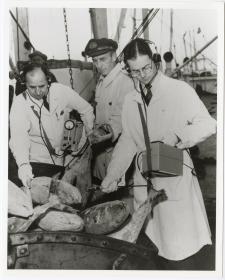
[93,63,134,179]
[10,83,94,167]
[105,71,216,260]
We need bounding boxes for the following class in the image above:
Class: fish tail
[148,188,167,218]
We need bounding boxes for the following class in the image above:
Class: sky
[26,7,218,72]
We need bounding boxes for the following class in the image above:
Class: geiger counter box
[141,142,183,177]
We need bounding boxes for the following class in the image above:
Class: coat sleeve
[109,76,134,142]
[9,97,31,167]
[64,86,95,133]
[174,83,216,149]
[106,97,137,181]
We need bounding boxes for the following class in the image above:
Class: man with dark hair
[83,38,134,182]
[9,63,94,188]
[14,50,57,95]
[101,38,216,269]
[28,50,48,63]
[29,50,57,83]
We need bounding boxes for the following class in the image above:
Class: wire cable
[9,10,35,51]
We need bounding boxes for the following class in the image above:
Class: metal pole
[183,32,187,57]
[135,9,159,38]
[159,9,163,55]
[169,9,173,52]
[132,8,137,35]
[171,35,218,77]
[193,30,199,71]
[89,8,108,39]
[132,8,154,40]
[114,9,127,42]
[89,8,98,38]
[142,9,149,40]
[188,30,194,73]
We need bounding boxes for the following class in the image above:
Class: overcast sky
[27,7,218,71]
[25,7,218,71]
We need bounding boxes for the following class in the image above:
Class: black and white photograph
[0,0,224,277]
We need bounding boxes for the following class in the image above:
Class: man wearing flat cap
[83,38,134,183]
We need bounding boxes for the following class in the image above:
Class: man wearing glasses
[101,38,216,269]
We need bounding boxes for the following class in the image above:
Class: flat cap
[29,50,48,61]
[83,38,118,57]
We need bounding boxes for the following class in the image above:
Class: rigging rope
[135,9,160,38]
[117,8,159,62]
[9,10,35,51]
[63,8,74,90]
[16,8,20,61]
[171,35,218,76]
[131,9,154,39]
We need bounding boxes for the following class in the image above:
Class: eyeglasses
[129,62,153,77]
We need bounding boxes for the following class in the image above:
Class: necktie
[144,83,152,106]
[42,95,49,111]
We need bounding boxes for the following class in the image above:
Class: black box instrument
[141,142,183,177]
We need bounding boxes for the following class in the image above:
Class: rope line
[9,10,35,51]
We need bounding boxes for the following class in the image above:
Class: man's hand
[101,177,118,193]
[162,132,180,147]
[88,124,113,144]
[18,163,34,188]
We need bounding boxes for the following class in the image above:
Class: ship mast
[142,8,150,40]
[169,9,173,52]
[132,9,137,35]
[114,9,127,42]
[10,8,31,61]
[193,29,199,72]
[89,8,108,38]
[183,32,188,58]
[171,35,218,76]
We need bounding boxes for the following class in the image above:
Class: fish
[8,180,33,218]
[81,200,130,235]
[30,177,51,205]
[38,210,84,231]
[8,195,60,233]
[108,188,167,243]
[61,145,92,208]
[30,176,82,207]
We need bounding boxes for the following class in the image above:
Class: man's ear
[112,51,117,62]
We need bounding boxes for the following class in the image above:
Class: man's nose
[139,69,145,78]
[35,87,41,95]
[96,60,103,69]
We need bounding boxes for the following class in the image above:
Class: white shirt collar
[98,63,126,87]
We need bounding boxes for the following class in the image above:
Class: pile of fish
[8,179,84,233]
[8,178,131,235]
[8,139,166,241]
[8,146,93,233]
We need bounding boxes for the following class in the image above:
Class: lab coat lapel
[101,63,122,88]
[131,91,144,105]
[150,71,165,103]
[48,87,60,116]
